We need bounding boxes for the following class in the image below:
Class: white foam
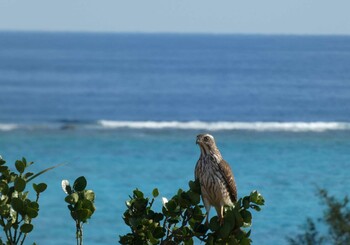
[0,123,18,131]
[97,120,350,132]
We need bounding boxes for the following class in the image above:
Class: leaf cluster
[62,176,95,245]
[120,179,265,245]
[206,190,265,245]
[63,176,96,224]
[119,188,165,244]
[0,156,48,244]
[287,189,350,245]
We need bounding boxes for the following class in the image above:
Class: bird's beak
[196,137,200,145]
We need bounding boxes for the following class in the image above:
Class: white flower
[61,180,70,194]
[162,197,168,208]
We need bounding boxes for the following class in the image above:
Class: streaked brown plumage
[195,133,237,225]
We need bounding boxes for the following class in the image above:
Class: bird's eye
[204,136,209,142]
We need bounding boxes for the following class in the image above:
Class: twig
[76,220,83,245]
[26,163,66,183]
[13,213,19,243]
[8,222,14,244]
[16,231,23,244]
[1,217,11,243]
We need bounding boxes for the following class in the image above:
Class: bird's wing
[194,159,200,180]
[218,159,237,203]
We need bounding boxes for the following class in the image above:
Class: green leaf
[179,192,191,208]
[70,210,78,220]
[81,199,95,214]
[28,201,39,210]
[0,204,11,217]
[24,172,34,180]
[189,179,201,193]
[194,223,208,234]
[225,208,236,227]
[241,210,252,226]
[76,199,83,210]
[209,216,220,232]
[0,166,8,173]
[192,205,204,221]
[22,157,27,166]
[188,191,200,205]
[133,189,144,198]
[165,200,177,212]
[10,173,17,182]
[250,190,265,205]
[77,209,92,222]
[243,196,250,209]
[0,156,5,165]
[26,207,38,218]
[33,183,47,193]
[206,236,214,245]
[14,177,26,192]
[84,190,95,202]
[15,160,25,174]
[153,226,165,239]
[0,182,9,195]
[240,236,251,245]
[65,193,79,204]
[147,230,159,245]
[11,198,24,213]
[219,221,231,238]
[184,238,194,245]
[250,204,261,212]
[73,176,87,192]
[152,212,164,223]
[152,188,159,198]
[234,208,244,227]
[20,223,33,233]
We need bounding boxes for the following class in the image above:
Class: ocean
[0,32,350,244]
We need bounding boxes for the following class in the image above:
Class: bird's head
[196,133,219,156]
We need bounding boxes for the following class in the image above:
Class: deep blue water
[0,32,350,244]
[1,32,350,123]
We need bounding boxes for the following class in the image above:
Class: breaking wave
[1,121,350,132]
[98,120,350,132]
[0,123,18,131]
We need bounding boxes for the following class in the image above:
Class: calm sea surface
[0,32,350,244]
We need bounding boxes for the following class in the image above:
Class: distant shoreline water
[1,120,350,132]
[1,32,350,124]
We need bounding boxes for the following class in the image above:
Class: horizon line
[1,29,350,37]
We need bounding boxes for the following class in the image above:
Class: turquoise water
[1,129,350,244]
[1,32,350,244]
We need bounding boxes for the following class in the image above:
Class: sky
[0,0,350,35]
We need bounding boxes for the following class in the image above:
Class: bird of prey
[195,133,237,225]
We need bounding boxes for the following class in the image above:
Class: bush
[62,176,96,245]
[1,154,265,244]
[0,156,53,245]
[287,189,350,245]
[120,180,264,245]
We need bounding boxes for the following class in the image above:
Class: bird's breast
[196,156,233,207]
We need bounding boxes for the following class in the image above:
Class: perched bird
[195,134,237,225]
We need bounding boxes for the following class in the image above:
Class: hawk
[195,134,237,225]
